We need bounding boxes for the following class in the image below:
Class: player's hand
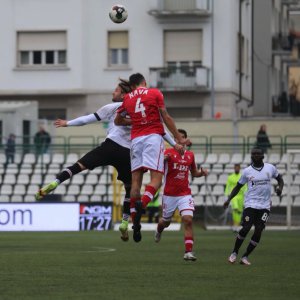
[199,167,208,177]
[174,143,184,155]
[223,199,230,209]
[164,153,171,161]
[275,187,282,196]
[54,119,68,128]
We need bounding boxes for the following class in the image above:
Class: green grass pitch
[0,228,299,300]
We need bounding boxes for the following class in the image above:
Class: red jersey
[163,148,197,196]
[117,87,165,139]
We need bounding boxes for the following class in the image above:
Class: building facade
[0,0,298,130]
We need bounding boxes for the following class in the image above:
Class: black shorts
[242,207,270,229]
[78,138,131,185]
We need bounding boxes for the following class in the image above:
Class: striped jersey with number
[238,163,279,210]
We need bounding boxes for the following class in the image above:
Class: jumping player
[224,148,283,265]
[154,129,208,261]
[35,79,133,241]
[114,73,188,243]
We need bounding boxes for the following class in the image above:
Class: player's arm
[275,174,284,196]
[223,183,244,209]
[190,165,208,178]
[163,130,184,154]
[54,114,99,128]
[114,113,132,126]
[159,108,190,146]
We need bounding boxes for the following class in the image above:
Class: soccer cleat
[132,224,141,243]
[119,220,129,242]
[183,252,197,261]
[35,181,59,200]
[154,231,161,243]
[240,256,251,266]
[228,252,237,264]
[132,200,143,243]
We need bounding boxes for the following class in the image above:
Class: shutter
[18,31,67,51]
[164,30,202,62]
[108,31,128,49]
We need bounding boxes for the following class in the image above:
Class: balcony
[148,0,211,22]
[149,63,210,92]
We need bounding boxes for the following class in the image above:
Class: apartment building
[0,0,298,137]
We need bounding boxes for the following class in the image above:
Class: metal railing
[158,0,210,11]
[1,135,300,161]
[149,66,210,91]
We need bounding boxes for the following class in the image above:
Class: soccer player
[35,79,133,241]
[114,73,188,243]
[225,164,247,232]
[224,148,284,265]
[154,129,208,261]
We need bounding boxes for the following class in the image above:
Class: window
[164,30,202,65]
[236,33,248,75]
[17,31,67,68]
[108,31,129,67]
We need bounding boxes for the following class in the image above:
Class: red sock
[141,185,157,208]
[185,236,194,252]
[130,198,139,222]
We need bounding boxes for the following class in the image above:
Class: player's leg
[118,183,131,241]
[35,161,85,200]
[147,207,155,223]
[139,134,165,209]
[111,143,132,241]
[228,207,254,263]
[141,170,163,208]
[130,169,144,242]
[155,195,175,242]
[36,142,111,200]
[178,196,196,261]
[240,209,269,265]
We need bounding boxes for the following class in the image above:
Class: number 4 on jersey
[135,98,146,117]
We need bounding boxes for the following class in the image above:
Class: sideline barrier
[0,202,112,231]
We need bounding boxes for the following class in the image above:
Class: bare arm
[191,167,208,178]
[159,108,190,145]
[114,113,132,126]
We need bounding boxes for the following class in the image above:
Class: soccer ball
[109,4,128,24]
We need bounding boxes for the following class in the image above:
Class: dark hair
[178,129,187,138]
[251,147,264,155]
[129,73,145,87]
[118,78,132,94]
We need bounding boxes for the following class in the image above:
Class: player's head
[129,73,146,89]
[251,148,264,165]
[175,129,188,145]
[112,78,131,102]
[234,164,240,174]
